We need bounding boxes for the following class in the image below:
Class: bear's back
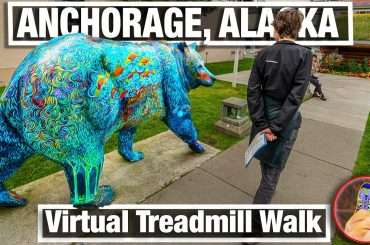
[0,35,173,155]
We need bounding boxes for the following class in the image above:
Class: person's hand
[261,128,277,142]
[345,209,370,242]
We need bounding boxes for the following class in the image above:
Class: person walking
[310,54,327,101]
[247,8,312,205]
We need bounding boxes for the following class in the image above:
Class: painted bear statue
[0,33,216,207]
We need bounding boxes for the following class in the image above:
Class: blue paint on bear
[0,33,215,206]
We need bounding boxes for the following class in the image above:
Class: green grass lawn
[337,14,370,41]
[0,67,249,188]
[207,58,254,75]
[353,14,370,41]
[353,113,370,176]
[333,113,370,245]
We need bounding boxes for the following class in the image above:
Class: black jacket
[247,40,312,135]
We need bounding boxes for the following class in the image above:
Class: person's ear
[273,29,280,41]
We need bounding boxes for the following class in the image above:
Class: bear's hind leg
[118,127,144,162]
[61,146,114,207]
[165,108,205,153]
[0,115,33,207]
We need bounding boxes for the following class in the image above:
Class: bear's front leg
[63,147,114,207]
[118,127,144,162]
[165,106,205,153]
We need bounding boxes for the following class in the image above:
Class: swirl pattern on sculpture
[0,33,216,207]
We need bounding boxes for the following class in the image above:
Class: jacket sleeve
[269,50,312,135]
[247,53,269,131]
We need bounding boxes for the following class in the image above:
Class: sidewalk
[0,72,369,245]
[142,73,370,245]
[216,70,251,85]
[0,132,219,245]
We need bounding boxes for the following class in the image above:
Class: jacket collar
[274,40,297,45]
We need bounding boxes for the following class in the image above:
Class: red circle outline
[332,175,370,244]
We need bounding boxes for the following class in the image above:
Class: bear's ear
[174,42,187,53]
[189,42,197,50]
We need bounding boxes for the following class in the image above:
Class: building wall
[0,0,33,69]
[0,0,242,86]
[0,0,34,85]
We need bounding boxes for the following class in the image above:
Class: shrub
[322,54,370,74]
[362,58,370,72]
[347,59,363,73]
[322,52,343,72]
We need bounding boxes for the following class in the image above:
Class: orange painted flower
[97,73,109,90]
[127,53,138,61]
[139,57,150,65]
[141,71,150,77]
[113,66,123,76]
[111,88,117,98]
[97,78,105,89]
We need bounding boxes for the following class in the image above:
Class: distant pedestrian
[310,54,327,101]
[247,8,312,205]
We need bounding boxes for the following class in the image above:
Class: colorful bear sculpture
[0,34,215,207]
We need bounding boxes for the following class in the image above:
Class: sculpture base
[215,119,251,138]
[0,131,219,245]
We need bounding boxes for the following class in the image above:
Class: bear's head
[172,43,216,90]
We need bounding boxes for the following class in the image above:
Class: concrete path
[217,71,370,131]
[216,70,251,85]
[301,73,370,132]
[143,73,370,245]
[1,72,369,245]
[0,131,219,245]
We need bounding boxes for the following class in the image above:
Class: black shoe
[320,94,327,101]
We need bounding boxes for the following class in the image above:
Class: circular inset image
[333,176,370,244]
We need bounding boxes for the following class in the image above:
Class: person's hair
[312,54,318,58]
[272,8,304,40]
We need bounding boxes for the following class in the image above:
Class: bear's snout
[198,68,216,87]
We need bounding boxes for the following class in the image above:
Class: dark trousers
[253,163,284,204]
[310,75,323,95]
[252,128,299,204]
